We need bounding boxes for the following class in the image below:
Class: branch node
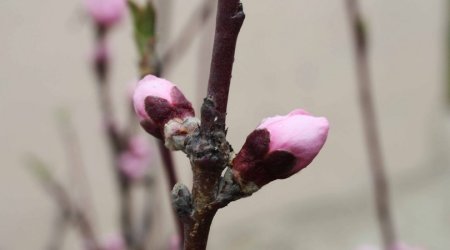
[171,183,194,222]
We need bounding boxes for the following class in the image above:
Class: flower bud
[84,0,126,27]
[133,75,195,140]
[118,136,152,180]
[232,109,329,190]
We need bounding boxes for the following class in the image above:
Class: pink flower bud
[133,75,195,139]
[84,0,126,27]
[118,136,152,180]
[232,109,329,189]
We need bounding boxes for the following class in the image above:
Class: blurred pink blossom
[168,234,181,250]
[99,234,125,250]
[84,0,126,27]
[118,136,152,180]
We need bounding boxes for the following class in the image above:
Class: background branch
[161,0,216,74]
[345,1,397,249]
[92,24,134,249]
[57,109,96,227]
[27,157,100,250]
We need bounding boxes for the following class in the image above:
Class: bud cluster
[133,75,329,190]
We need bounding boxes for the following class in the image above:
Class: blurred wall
[0,0,449,249]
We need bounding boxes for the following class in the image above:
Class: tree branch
[27,158,100,250]
[92,24,134,249]
[179,1,245,249]
[345,1,397,249]
[202,0,245,129]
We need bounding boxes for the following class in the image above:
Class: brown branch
[28,159,100,250]
[156,140,185,245]
[92,25,135,249]
[180,1,245,249]
[161,0,216,74]
[345,1,397,249]
[202,0,245,129]
[46,211,69,250]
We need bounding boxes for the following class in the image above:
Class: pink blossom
[99,234,125,250]
[168,235,181,250]
[118,136,152,180]
[84,0,126,27]
[232,109,329,188]
[133,75,195,139]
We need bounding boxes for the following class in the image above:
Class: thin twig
[92,24,134,248]
[345,1,397,249]
[57,110,96,227]
[46,211,70,250]
[156,141,184,239]
[161,0,216,74]
[27,158,101,250]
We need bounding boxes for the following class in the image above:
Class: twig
[181,1,245,249]
[202,0,244,128]
[56,109,96,227]
[27,158,101,250]
[156,141,184,239]
[46,211,70,250]
[345,1,397,249]
[161,0,216,74]
[92,24,134,249]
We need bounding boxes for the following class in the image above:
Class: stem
[157,140,185,241]
[182,1,245,249]
[93,25,134,248]
[57,111,96,227]
[34,164,100,250]
[46,210,69,250]
[345,1,397,249]
[203,0,245,128]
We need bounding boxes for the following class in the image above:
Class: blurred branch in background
[128,1,216,247]
[26,156,101,250]
[345,1,397,249]
[161,0,216,75]
[56,109,96,227]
